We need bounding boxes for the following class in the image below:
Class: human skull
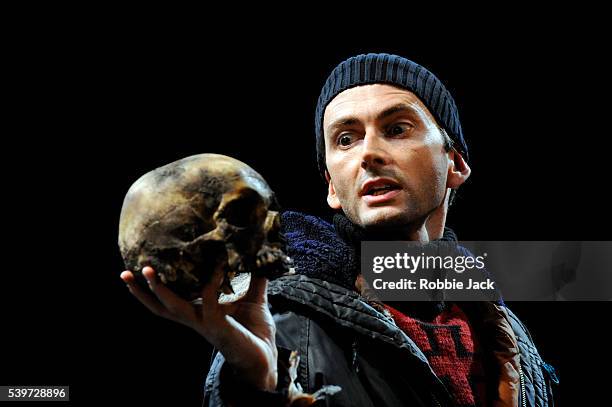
[118,154,291,301]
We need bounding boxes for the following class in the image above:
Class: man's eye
[387,124,411,136]
[338,134,354,147]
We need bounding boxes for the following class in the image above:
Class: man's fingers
[239,275,268,304]
[120,270,172,319]
[200,264,227,309]
[141,267,195,323]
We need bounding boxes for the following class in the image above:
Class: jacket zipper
[519,365,527,407]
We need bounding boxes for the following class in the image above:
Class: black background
[2,16,610,406]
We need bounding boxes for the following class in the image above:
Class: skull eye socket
[154,247,181,264]
[220,188,265,228]
[170,223,210,241]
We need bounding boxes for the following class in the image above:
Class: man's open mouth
[365,184,401,196]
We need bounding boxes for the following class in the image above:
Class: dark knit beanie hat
[315,53,468,178]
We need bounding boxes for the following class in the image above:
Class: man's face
[323,84,451,231]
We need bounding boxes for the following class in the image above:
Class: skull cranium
[118,154,291,301]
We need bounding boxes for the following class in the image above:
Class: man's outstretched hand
[120,266,278,391]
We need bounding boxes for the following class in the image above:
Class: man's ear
[446,149,471,189]
[325,170,342,210]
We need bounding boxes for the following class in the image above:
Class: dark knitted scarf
[280,211,458,319]
[281,211,359,290]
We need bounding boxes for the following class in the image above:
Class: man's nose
[360,131,389,170]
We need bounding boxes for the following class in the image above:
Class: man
[121,53,557,406]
